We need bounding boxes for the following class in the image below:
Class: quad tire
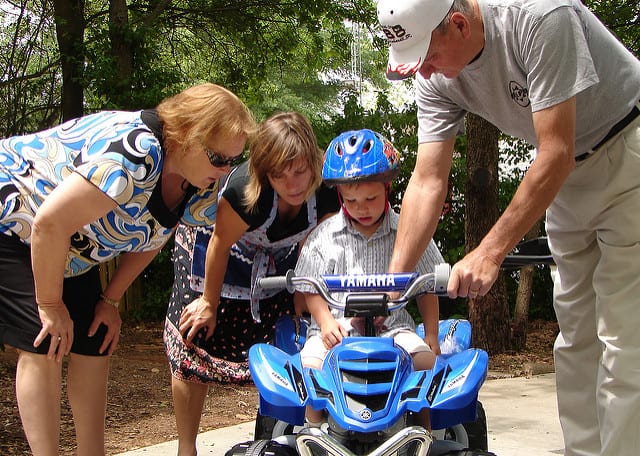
[225,439,297,456]
[254,413,298,440]
[432,401,488,451]
[463,401,488,451]
[254,401,489,453]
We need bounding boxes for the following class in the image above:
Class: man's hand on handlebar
[448,248,501,299]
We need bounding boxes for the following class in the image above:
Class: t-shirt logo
[509,81,530,108]
[382,25,412,44]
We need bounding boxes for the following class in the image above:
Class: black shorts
[0,234,108,356]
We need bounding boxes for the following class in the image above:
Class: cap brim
[385,34,431,81]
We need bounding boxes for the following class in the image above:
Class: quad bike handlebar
[257,235,554,311]
[256,263,451,314]
[258,236,553,296]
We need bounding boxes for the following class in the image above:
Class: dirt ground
[0,319,558,455]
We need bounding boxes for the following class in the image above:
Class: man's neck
[468,0,486,64]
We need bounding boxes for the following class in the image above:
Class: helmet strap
[384,182,391,214]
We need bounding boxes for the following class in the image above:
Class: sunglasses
[204,147,244,167]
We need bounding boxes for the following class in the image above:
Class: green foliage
[0,2,61,135]
[585,0,640,56]
[1,0,635,321]
[84,21,182,110]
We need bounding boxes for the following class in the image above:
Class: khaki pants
[546,112,640,456]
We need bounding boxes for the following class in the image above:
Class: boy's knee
[412,351,436,371]
[302,357,323,369]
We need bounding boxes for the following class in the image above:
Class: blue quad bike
[227,264,494,456]
[254,314,489,452]
[227,238,554,456]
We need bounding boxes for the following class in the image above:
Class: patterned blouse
[0,110,218,277]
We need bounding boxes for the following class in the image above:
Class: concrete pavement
[115,373,563,456]
[482,373,563,455]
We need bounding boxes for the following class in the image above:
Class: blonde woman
[163,111,339,456]
[0,83,255,455]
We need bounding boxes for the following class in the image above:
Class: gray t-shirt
[416,0,640,155]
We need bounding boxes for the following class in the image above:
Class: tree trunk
[511,218,542,350]
[53,0,85,120]
[109,0,135,108]
[465,114,511,354]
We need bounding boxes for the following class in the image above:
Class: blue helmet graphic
[322,129,400,185]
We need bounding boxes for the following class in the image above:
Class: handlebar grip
[434,263,451,295]
[256,276,288,289]
[255,270,296,293]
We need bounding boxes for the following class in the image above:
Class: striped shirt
[295,209,444,338]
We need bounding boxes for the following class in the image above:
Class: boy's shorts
[301,329,431,364]
[0,234,108,356]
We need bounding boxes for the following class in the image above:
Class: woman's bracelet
[99,293,120,309]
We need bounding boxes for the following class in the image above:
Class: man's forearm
[476,142,574,265]
[389,179,445,273]
[389,139,454,274]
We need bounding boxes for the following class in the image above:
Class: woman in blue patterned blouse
[0,83,255,455]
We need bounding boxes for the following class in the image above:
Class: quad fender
[425,349,489,430]
[273,315,308,355]
[416,319,473,358]
[249,344,307,425]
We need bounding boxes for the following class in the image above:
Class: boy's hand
[320,319,348,349]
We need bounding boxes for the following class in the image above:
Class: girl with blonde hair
[163,111,339,456]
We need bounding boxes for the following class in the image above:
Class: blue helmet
[322,129,400,185]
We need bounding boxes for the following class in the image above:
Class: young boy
[295,129,444,427]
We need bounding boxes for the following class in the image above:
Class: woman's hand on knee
[91,299,123,355]
[35,303,73,362]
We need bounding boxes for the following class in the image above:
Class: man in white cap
[377,0,640,455]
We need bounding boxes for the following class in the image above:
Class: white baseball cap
[377,0,454,80]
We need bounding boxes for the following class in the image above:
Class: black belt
[575,103,640,162]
